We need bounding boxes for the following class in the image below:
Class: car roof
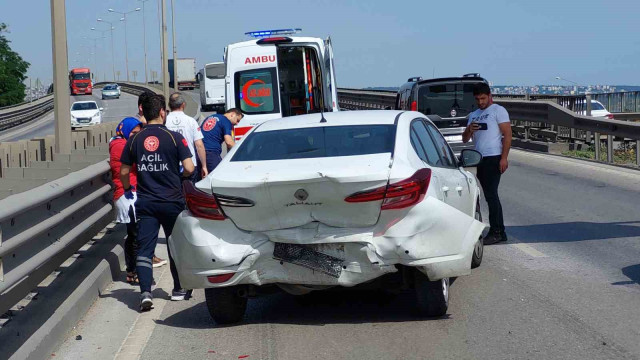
[254,110,404,132]
[71,101,97,105]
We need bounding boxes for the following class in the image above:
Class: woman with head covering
[110,117,142,284]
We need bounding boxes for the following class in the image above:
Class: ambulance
[224,29,339,139]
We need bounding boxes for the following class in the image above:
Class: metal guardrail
[0,95,54,132]
[0,161,113,315]
[336,88,640,165]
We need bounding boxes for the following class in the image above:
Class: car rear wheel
[204,286,247,324]
[414,270,448,317]
[471,200,484,269]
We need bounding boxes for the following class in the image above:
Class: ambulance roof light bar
[245,28,302,38]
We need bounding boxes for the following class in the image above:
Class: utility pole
[161,0,170,103]
[171,0,178,92]
[50,0,71,155]
[139,0,150,84]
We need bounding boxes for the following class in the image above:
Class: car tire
[204,286,247,324]
[471,200,484,269]
[414,270,448,317]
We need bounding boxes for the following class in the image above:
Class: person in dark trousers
[109,117,142,284]
[200,108,243,172]
[120,94,195,311]
[462,83,512,245]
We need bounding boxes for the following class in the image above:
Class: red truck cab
[69,68,93,95]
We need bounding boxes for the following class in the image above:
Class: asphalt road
[53,148,640,360]
[0,89,138,142]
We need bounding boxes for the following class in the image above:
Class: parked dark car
[396,74,489,154]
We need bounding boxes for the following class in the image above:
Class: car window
[424,121,457,168]
[591,101,605,110]
[104,85,116,90]
[410,120,440,165]
[232,125,395,161]
[71,103,97,111]
[417,82,479,118]
[410,129,428,162]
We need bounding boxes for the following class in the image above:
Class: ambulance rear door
[324,37,339,112]
[227,43,282,139]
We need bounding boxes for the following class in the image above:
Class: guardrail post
[594,132,601,160]
[607,135,614,163]
[636,140,640,166]
[585,94,592,145]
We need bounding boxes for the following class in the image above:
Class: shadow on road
[157,289,451,329]
[612,264,640,286]
[99,287,170,312]
[505,220,640,244]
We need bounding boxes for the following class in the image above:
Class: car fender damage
[169,196,486,290]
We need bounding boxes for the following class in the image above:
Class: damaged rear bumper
[169,196,486,290]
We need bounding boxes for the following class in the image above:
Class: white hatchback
[170,110,486,323]
[70,101,102,128]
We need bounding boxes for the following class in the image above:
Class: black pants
[476,155,505,233]
[135,200,184,293]
[205,150,222,172]
[124,205,139,274]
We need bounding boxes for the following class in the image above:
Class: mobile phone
[475,122,488,130]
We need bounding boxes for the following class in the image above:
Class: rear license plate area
[273,243,344,278]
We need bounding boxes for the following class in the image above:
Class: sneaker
[152,256,167,268]
[140,292,153,312]
[171,289,193,301]
[484,231,507,245]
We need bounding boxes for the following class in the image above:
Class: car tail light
[606,114,614,119]
[207,273,235,284]
[183,181,225,220]
[344,168,432,210]
[411,101,417,111]
[256,37,293,45]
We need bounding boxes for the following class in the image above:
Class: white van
[198,62,226,111]
[225,29,339,139]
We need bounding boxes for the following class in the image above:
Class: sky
[1,0,639,88]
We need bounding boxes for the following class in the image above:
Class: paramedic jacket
[120,124,192,204]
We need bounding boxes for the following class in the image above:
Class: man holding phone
[462,83,512,245]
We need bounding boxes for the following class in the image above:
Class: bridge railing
[0,96,54,132]
[336,89,640,166]
[0,161,113,315]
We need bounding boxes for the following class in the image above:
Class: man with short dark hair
[166,92,207,181]
[462,83,512,245]
[201,108,243,172]
[120,94,195,311]
[135,92,154,124]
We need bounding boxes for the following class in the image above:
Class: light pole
[50,0,71,155]
[555,76,579,85]
[139,0,151,84]
[83,36,103,81]
[94,20,116,81]
[161,0,170,103]
[108,7,141,82]
[171,0,177,91]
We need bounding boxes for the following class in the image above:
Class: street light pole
[50,0,71,155]
[108,8,141,82]
[95,20,116,81]
[161,0,170,103]
[171,0,177,92]
[139,0,151,84]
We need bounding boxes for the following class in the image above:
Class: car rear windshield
[417,82,479,118]
[591,102,605,110]
[206,64,225,79]
[71,103,97,111]
[232,125,396,161]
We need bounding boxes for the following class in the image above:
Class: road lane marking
[512,242,547,258]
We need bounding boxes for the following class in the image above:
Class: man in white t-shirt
[166,93,207,181]
[462,83,512,245]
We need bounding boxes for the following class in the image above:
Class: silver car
[101,84,120,100]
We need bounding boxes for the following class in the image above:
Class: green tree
[0,23,30,107]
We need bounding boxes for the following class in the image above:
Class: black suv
[395,73,488,153]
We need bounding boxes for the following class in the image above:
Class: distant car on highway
[101,84,121,100]
[170,110,486,324]
[588,100,613,119]
[396,73,488,154]
[70,101,102,128]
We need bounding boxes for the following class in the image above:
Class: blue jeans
[135,199,184,293]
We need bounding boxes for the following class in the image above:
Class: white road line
[512,242,548,258]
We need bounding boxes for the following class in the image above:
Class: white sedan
[170,110,486,323]
[70,101,102,128]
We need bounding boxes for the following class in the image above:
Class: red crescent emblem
[203,117,217,132]
[182,138,189,147]
[143,136,160,152]
[242,79,266,108]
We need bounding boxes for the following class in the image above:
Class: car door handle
[442,186,450,193]
[456,186,464,192]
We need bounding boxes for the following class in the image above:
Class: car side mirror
[459,149,483,167]
[99,107,104,111]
